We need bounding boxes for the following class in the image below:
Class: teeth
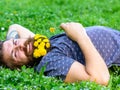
[27,42,32,55]
[27,44,29,54]
[29,43,32,53]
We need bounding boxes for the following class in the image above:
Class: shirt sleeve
[34,48,75,80]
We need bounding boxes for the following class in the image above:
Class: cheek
[19,51,28,62]
[20,39,26,44]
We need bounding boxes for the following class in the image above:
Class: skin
[3,24,35,68]
[3,38,34,67]
[60,22,110,86]
[3,23,110,86]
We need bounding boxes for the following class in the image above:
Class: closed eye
[11,50,16,60]
[14,51,17,58]
[12,39,17,60]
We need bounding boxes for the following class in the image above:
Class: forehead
[2,39,13,63]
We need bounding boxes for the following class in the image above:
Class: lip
[27,42,33,55]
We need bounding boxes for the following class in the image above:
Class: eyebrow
[10,39,14,60]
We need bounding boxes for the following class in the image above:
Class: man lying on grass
[0,22,120,86]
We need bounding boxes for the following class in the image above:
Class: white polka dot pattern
[35,26,120,80]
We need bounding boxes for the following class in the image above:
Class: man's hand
[60,22,87,42]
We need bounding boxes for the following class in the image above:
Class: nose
[14,44,25,51]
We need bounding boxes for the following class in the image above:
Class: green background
[0,0,120,89]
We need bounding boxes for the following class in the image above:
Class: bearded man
[2,22,120,86]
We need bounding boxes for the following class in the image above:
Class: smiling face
[2,38,34,69]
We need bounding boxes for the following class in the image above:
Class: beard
[23,37,41,67]
[23,37,35,63]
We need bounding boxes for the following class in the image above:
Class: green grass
[0,0,120,89]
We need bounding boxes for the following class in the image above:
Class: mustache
[24,37,34,57]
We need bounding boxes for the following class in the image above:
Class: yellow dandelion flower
[37,38,41,43]
[38,44,41,49]
[43,39,49,43]
[33,34,51,58]
[50,27,55,33]
[39,48,47,56]
[34,34,41,40]
[46,43,50,48]
[33,49,41,58]
[40,42,45,47]
[34,41,38,47]
[38,42,45,49]
[40,35,47,38]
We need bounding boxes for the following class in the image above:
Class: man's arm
[60,22,110,86]
[6,24,35,39]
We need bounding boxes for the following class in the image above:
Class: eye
[15,51,17,57]
[11,48,17,59]
[13,50,17,59]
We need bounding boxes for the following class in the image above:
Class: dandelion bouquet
[33,34,50,58]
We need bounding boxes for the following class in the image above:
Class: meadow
[0,0,120,89]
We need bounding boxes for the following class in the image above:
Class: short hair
[0,41,5,66]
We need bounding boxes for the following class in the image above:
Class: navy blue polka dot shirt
[35,26,120,80]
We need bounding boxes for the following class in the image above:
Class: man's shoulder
[49,33,66,40]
